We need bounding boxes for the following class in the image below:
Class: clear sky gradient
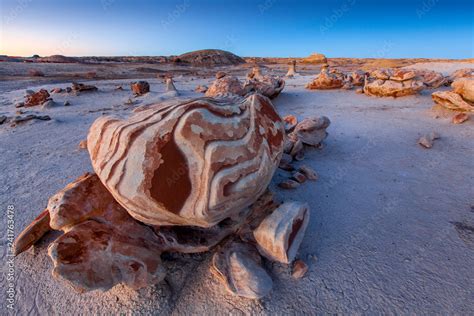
[1,0,473,58]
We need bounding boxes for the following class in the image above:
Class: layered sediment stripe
[88,94,284,227]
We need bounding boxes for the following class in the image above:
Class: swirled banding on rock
[87,94,285,227]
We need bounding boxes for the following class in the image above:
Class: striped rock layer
[87,94,285,227]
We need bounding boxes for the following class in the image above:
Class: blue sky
[1,0,473,58]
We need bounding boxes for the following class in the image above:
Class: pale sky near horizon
[1,0,473,58]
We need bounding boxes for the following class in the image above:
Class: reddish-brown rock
[306,67,344,90]
[71,82,98,92]
[292,259,308,279]
[24,89,50,107]
[130,81,150,95]
[452,113,469,124]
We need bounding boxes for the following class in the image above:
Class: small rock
[64,101,71,106]
[51,87,63,93]
[65,87,72,93]
[195,85,208,93]
[215,71,227,79]
[130,81,150,96]
[292,260,308,279]
[72,82,98,92]
[355,88,364,94]
[429,131,440,140]
[0,115,7,125]
[125,98,135,105]
[78,140,87,150]
[291,172,307,183]
[299,165,318,180]
[13,114,51,125]
[278,179,300,189]
[278,161,294,171]
[418,136,434,148]
[290,139,304,157]
[15,102,25,108]
[41,100,55,109]
[115,85,123,91]
[452,113,469,124]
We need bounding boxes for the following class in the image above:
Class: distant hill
[175,49,245,66]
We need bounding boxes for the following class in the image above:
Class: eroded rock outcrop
[363,69,424,97]
[305,66,345,90]
[24,89,51,107]
[87,94,285,227]
[413,69,447,88]
[432,78,474,112]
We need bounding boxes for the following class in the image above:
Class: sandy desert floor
[0,61,473,314]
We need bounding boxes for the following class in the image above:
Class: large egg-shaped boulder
[87,94,285,227]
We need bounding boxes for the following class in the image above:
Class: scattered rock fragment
[12,114,51,125]
[299,165,318,180]
[51,87,63,93]
[64,101,71,106]
[253,201,310,263]
[15,102,25,108]
[278,179,300,189]
[292,259,308,279]
[452,113,469,124]
[78,140,87,150]
[130,81,150,96]
[211,241,273,299]
[72,82,98,92]
[115,85,123,91]
[291,172,307,183]
[0,115,7,125]
[418,132,440,149]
